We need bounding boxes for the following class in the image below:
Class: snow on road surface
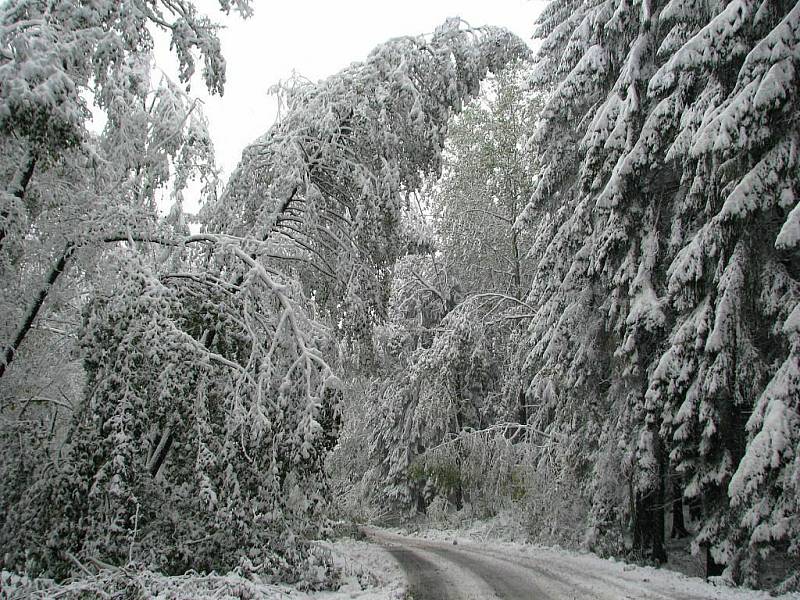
[365,527,800,600]
[4,534,799,599]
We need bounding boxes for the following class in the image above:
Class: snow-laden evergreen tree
[1,18,529,580]
[0,0,230,577]
[517,0,799,584]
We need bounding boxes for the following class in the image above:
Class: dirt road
[365,528,729,600]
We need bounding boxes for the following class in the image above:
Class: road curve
[364,528,725,600]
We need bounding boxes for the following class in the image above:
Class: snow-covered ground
[0,539,406,600]
[311,538,406,600]
[4,527,799,599]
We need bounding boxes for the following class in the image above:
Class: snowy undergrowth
[0,540,405,600]
[408,505,531,544]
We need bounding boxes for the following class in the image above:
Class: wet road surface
[365,528,721,600]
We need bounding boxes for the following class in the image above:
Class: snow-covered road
[365,528,774,600]
[5,531,797,599]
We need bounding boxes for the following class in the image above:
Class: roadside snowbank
[0,539,406,600]
[312,538,406,600]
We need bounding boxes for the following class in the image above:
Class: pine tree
[516,0,799,580]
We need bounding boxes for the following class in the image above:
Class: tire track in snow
[422,543,555,599]
[371,529,555,599]
[379,542,455,600]
[453,543,666,600]
[453,543,712,600]
[367,528,723,600]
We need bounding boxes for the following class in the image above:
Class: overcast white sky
[157,0,545,179]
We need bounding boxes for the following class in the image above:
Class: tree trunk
[671,478,689,538]
[0,242,75,381]
[0,149,38,252]
[452,480,464,511]
[453,386,465,510]
[702,543,725,578]
[416,486,427,514]
[687,495,702,522]
[633,488,667,563]
[148,426,174,478]
[511,227,521,299]
[632,435,667,563]
[506,387,527,443]
[654,469,667,562]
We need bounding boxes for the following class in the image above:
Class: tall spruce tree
[517,0,799,582]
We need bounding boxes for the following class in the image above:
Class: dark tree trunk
[148,428,174,478]
[654,470,667,562]
[632,434,667,563]
[671,478,689,538]
[416,488,427,514]
[452,481,464,511]
[702,543,725,578]
[687,495,702,522]
[505,388,527,443]
[511,227,521,299]
[0,242,75,381]
[633,488,667,563]
[452,392,465,511]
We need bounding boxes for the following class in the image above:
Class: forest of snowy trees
[1,0,798,596]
